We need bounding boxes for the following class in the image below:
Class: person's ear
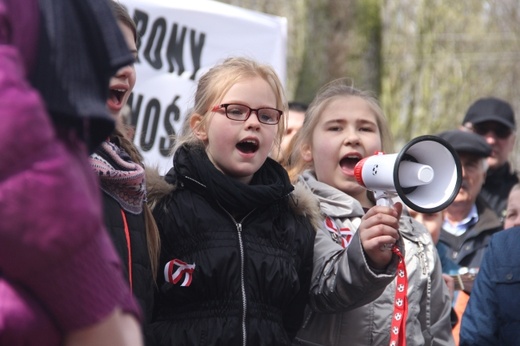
[301,143,313,162]
[191,114,208,141]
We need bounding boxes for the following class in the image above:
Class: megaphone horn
[354,135,462,213]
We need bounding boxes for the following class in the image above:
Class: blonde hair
[286,78,393,182]
[172,56,287,154]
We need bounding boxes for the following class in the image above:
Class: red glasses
[212,103,282,125]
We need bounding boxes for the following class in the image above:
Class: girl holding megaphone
[286,78,454,346]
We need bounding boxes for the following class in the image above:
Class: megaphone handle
[373,190,393,207]
[373,190,398,251]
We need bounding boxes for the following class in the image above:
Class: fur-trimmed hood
[145,166,321,232]
[289,181,322,232]
[145,166,174,211]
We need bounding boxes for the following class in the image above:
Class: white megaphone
[354,135,462,213]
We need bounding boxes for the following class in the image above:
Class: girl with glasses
[148,56,318,345]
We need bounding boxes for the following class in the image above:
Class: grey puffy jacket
[294,170,454,346]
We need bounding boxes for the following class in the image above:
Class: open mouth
[236,139,259,154]
[109,88,126,106]
[340,154,362,172]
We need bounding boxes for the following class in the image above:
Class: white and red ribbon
[324,217,354,248]
[164,259,196,287]
[389,245,408,346]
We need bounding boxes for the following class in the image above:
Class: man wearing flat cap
[436,129,503,344]
[462,97,518,222]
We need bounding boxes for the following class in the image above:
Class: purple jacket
[0,0,139,344]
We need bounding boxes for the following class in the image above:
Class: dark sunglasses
[472,123,512,139]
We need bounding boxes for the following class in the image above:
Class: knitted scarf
[90,141,146,214]
[170,144,294,216]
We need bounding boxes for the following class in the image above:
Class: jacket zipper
[181,174,258,345]
[219,205,256,346]
[236,222,247,346]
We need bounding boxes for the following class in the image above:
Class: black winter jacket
[480,162,519,222]
[150,146,317,346]
[102,194,155,323]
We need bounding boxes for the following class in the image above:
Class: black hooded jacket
[150,145,317,346]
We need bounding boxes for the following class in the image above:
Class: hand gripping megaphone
[354,135,462,213]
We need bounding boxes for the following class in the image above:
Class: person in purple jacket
[0,0,143,345]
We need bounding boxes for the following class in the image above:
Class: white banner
[119,0,287,174]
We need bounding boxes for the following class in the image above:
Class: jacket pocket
[493,265,520,285]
